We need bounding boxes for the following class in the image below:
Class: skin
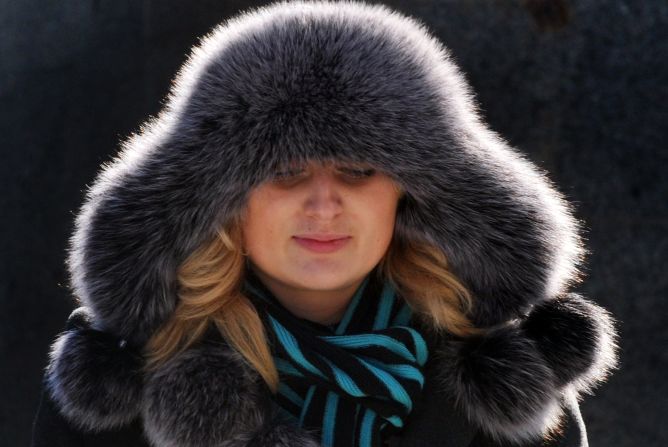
[241,159,403,325]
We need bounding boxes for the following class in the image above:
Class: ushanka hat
[45,1,619,445]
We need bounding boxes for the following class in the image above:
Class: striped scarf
[242,268,428,447]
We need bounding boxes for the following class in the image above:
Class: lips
[294,233,350,241]
[293,235,351,253]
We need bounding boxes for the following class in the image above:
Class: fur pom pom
[142,341,271,447]
[523,293,620,393]
[45,314,144,431]
[434,326,563,444]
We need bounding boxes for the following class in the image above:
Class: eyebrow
[276,160,372,171]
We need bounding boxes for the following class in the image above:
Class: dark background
[2,0,666,445]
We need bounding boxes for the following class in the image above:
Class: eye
[338,167,376,180]
[271,167,306,183]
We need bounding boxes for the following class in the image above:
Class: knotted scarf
[242,267,429,447]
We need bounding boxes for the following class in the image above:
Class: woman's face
[241,159,402,322]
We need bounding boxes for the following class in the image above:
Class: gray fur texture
[45,1,620,446]
[141,342,271,447]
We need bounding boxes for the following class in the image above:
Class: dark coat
[31,2,619,446]
[32,311,590,447]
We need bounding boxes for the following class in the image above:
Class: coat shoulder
[397,378,588,447]
[31,378,150,447]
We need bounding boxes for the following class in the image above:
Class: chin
[294,273,350,289]
[288,266,358,289]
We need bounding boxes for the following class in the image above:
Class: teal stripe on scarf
[323,392,339,446]
[269,317,327,379]
[299,386,317,427]
[372,282,395,329]
[322,358,366,397]
[356,357,413,414]
[360,409,376,447]
[319,333,419,362]
[275,357,304,377]
[362,358,425,387]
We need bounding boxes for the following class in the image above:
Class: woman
[31,1,619,446]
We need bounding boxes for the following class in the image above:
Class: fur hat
[45,1,619,445]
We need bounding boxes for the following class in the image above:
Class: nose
[303,170,343,220]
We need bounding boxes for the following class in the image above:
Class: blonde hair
[144,206,481,393]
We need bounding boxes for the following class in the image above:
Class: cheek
[242,191,293,256]
[242,194,275,248]
[359,195,399,252]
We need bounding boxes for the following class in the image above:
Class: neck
[247,264,365,325]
